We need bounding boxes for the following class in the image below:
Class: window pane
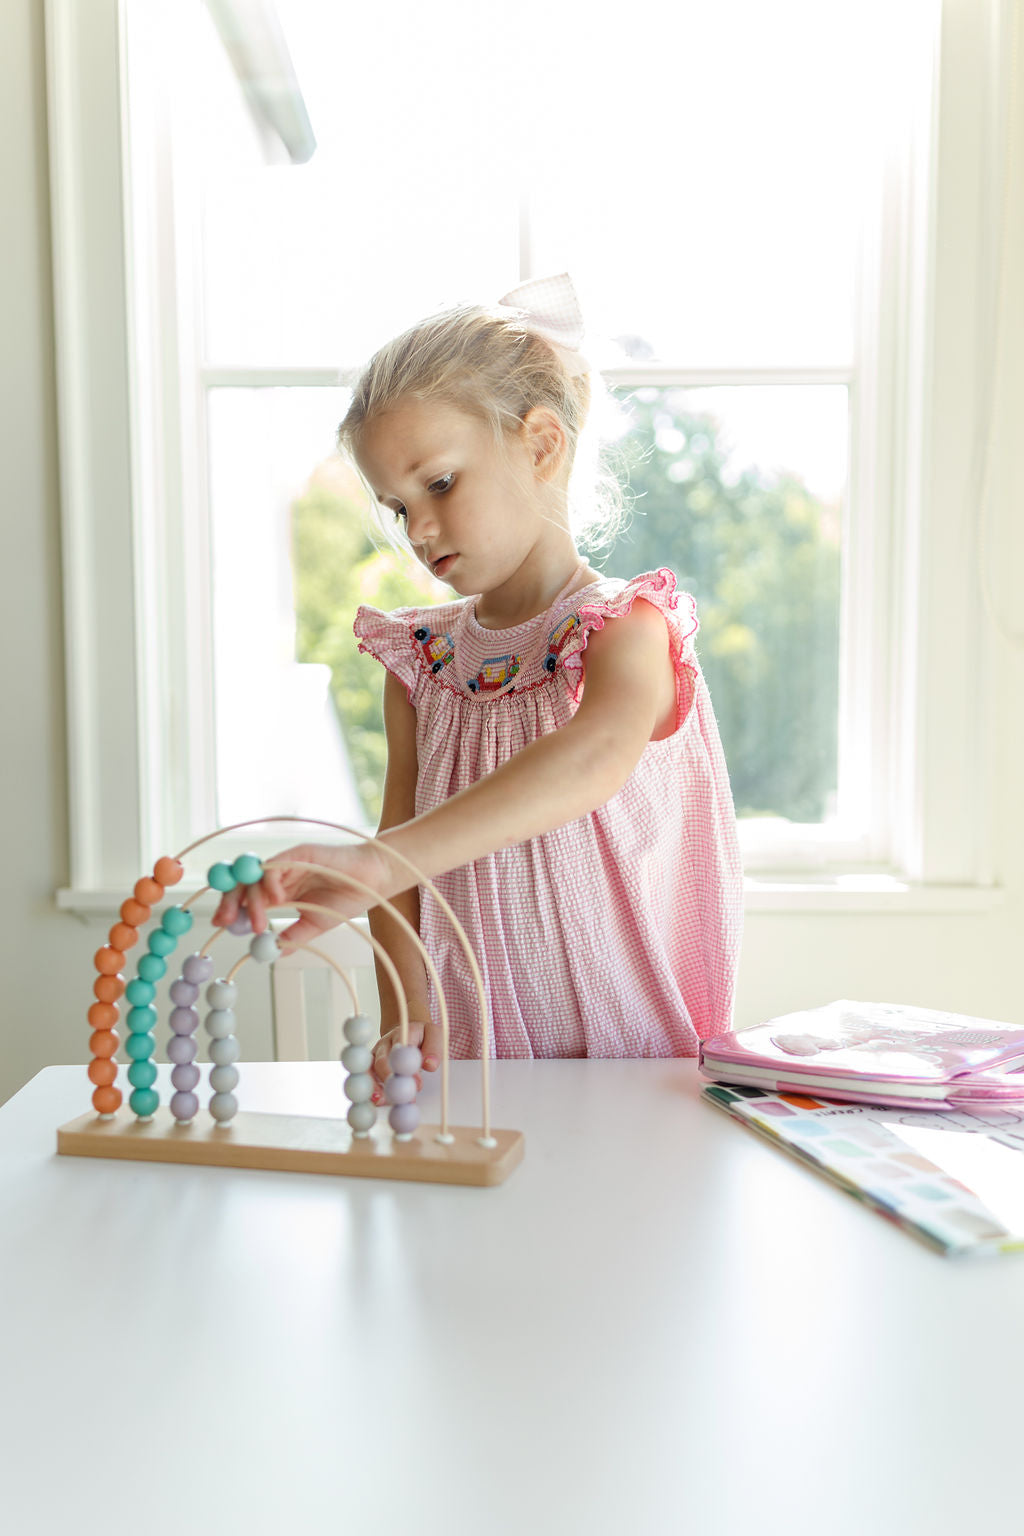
[193,0,909,368]
[196,1,521,365]
[604,385,846,822]
[207,388,445,828]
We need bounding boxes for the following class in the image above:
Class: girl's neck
[472,552,596,630]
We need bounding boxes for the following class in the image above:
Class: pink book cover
[699,1000,1024,1109]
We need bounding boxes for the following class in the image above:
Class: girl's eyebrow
[373,455,450,500]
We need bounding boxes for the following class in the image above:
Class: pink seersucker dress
[354,568,743,1059]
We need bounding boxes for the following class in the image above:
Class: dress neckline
[463,568,603,639]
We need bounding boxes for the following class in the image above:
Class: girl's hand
[211,840,398,948]
[370,1020,444,1104]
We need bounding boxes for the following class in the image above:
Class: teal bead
[125,1031,156,1062]
[125,978,155,1006]
[231,853,263,886]
[127,1004,158,1033]
[161,905,193,937]
[127,1059,158,1089]
[137,953,167,983]
[129,1086,160,1118]
[207,862,237,892]
[148,929,176,957]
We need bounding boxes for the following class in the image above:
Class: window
[49,0,1008,906]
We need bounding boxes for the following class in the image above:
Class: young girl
[214,274,743,1092]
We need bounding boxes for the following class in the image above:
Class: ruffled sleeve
[353,605,424,703]
[558,568,700,734]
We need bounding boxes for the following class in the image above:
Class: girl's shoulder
[556,567,698,648]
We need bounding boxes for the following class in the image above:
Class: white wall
[1,0,1021,1108]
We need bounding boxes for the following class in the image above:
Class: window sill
[56,877,1006,921]
[743,876,1005,914]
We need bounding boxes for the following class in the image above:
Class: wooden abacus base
[57,1109,524,1187]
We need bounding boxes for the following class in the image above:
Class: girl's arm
[367,673,443,1075]
[215,600,675,941]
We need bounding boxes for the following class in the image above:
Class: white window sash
[47,0,1009,905]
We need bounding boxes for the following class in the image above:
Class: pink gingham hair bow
[497,273,589,376]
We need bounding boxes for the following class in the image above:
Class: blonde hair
[337,303,627,553]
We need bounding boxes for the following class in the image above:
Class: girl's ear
[520,407,567,481]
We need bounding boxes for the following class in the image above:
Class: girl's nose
[405,499,439,548]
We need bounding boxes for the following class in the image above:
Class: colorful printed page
[701,1083,1024,1256]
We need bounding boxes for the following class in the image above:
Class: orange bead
[92,1085,122,1115]
[94,946,125,976]
[88,1058,118,1087]
[121,897,150,927]
[88,1001,119,1030]
[134,876,164,905]
[154,856,184,886]
[90,1029,119,1059]
[93,974,125,1002]
[109,922,138,952]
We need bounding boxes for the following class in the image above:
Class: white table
[2,1060,1022,1536]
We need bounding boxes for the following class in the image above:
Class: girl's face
[354,398,568,603]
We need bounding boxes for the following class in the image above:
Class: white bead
[206,979,237,1010]
[249,932,280,964]
[347,1101,376,1135]
[209,1064,239,1094]
[204,1007,236,1039]
[342,1013,374,1047]
[208,1035,240,1067]
[341,1044,372,1075]
[209,1092,238,1123]
[343,1071,375,1104]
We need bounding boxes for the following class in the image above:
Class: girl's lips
[432,554,457,578]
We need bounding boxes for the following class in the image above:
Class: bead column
[126,900,194,1120]
[168,952,214,1122]
[341,1014,377,1137]
[87,856,183,1118]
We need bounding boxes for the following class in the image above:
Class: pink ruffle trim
[560,568,699,734]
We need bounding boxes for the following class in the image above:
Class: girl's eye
[429,473,454,494]
[392,505,407,523]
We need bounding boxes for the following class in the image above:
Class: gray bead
[208,1034,240,1067]
[384,1073,417,1106]
[347,1101,376,1135]
[390,1044,422,1076]
[249,932,280,964]
[183,953,214,984]
[341,1043,372,1075]
[342,1013,374,1047]
[209,1064,239,1094]
[167,1034,198,1066]
[169,978,200,1007]
[228,912,253,935]
[204,1007,237,1039]
[171,1062,201,1092]
[170,1090,199,1123]
[343,1071,375,1104]
[206,979,238,1010]
[169,1005,200,1036]
[208,1092,238,1123]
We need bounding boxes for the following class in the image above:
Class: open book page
[702,1083,1024,1257]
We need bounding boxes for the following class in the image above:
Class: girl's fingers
[421,1020,444,1071]
[212,888,241,927]
[246,881,268,935]
[272,913,332,951]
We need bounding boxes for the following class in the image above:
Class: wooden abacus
[57,817,524,1186]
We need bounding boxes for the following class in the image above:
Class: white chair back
[270,918,378,1060]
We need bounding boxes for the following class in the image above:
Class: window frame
[48,0,1009,910]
